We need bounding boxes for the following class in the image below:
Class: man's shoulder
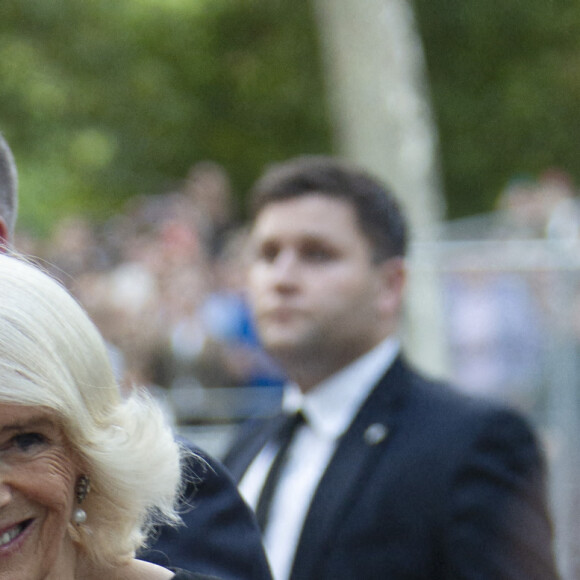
[142,438,273,580]
[221,414,278,474]
[375,356,537,439]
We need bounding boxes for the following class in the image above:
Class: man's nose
[270,250,299,289]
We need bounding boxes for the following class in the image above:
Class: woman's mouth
[0,519,32,547]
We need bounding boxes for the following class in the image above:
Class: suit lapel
[290,357,410,579]
[224,413,289,482]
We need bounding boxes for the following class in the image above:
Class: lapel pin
[364,423,388,446]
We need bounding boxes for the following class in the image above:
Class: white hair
[0,253,184,567]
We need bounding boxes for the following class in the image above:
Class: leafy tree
[0,0,331,235]
[413,0,580,217]
[2,0,579,229]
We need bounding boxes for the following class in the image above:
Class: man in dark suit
[0,132,272,580]
[140,446,272,579]
[224,155,560,579]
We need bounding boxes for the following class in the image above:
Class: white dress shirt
[238,336,400,580]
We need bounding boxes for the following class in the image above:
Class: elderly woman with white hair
[0,253,217,580]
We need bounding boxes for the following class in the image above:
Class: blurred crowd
[14,163,580,427]
[442,168,580,418]
[495,168,580,240]
[17,161,285,424]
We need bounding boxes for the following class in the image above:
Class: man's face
[247,194,403,388]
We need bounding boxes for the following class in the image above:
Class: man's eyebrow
[300,235,335,243]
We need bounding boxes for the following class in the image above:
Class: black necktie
[255,411,305,531]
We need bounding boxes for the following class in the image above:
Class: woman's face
[0,404,82,579]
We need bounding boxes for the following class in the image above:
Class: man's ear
[0,217,10,252]
[376,257,406,317]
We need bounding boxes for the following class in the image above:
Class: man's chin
[263,338,300,355]
[263,337,317,365]
[260,329,303,351]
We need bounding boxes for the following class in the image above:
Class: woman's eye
[11,432,47,452]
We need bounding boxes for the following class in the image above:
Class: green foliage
[0,0,331,235]
[2,0,579,228]
[414,0,580,218]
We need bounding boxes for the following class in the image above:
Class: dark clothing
[140,445,272,580]
[171,569,221,580]
[224,356,559,580]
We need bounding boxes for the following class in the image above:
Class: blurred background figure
[0,133,18,248]
[444,263,544,410]
[182,161,239,259]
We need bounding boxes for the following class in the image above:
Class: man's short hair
[250,155,408,260]
[0,134,18,239]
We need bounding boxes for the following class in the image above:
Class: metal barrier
[410,236,580,579]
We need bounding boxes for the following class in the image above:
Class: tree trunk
[313,0,449,377]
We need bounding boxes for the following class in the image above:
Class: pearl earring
[73,507,87,524]
[73,475,91,525]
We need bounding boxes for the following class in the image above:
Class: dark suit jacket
[171,570,221,580]
[224,356,560,580]
[139,444,272,580]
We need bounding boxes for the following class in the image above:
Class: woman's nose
[0,475,13,508]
